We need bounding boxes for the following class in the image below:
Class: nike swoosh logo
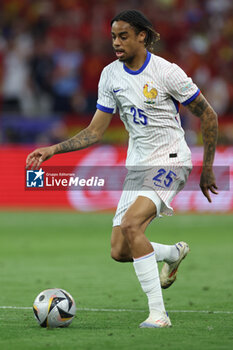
[113,89,121,93]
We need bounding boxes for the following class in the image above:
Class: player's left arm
[186,92,218,202]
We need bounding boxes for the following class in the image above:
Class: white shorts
[113,163,192,227]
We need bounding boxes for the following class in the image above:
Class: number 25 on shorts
[153,168,177,188]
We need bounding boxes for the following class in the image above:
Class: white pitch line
[0,306,233,314]
[0,306,31,310]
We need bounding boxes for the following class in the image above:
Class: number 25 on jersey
[130,107,148,126]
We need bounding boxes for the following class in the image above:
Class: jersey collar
[123,51,151,75]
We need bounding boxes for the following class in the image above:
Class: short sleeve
[96,67,117,114]
[165,64,200,105]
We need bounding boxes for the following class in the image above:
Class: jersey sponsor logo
[143,82,158,105]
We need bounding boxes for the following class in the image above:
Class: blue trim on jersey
[182,89,201,106]
[96,103,114,114]
[171,96,180,113]
[123,51,151,75]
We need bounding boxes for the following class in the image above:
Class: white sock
[133,251,165,314]
[151,242,179,263]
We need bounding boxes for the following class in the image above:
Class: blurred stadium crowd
[0,0,232,145]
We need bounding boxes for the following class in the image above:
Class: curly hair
[111,10,160,52]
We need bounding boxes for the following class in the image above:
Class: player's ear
[138,30,147,44]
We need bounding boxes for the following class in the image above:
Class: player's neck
[124,49,148,71]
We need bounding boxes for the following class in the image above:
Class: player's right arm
[26,109,113,169]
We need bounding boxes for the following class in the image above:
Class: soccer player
[26,10,218,328]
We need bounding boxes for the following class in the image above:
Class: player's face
[111,21,146,63]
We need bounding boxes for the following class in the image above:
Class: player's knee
[111,247,122,262]
[110,247,130,262]
[120,216,139,239]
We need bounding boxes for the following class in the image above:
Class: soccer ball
[33,288,76,328]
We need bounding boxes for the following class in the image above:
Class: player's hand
[200,167,218,203]
[26,146,55,170]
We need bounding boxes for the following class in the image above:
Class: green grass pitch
[0,211,232,350]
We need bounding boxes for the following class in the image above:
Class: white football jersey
[97,51,200,167]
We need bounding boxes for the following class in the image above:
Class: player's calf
[110,226,133,262]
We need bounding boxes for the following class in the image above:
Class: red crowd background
[0,0,232,146]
